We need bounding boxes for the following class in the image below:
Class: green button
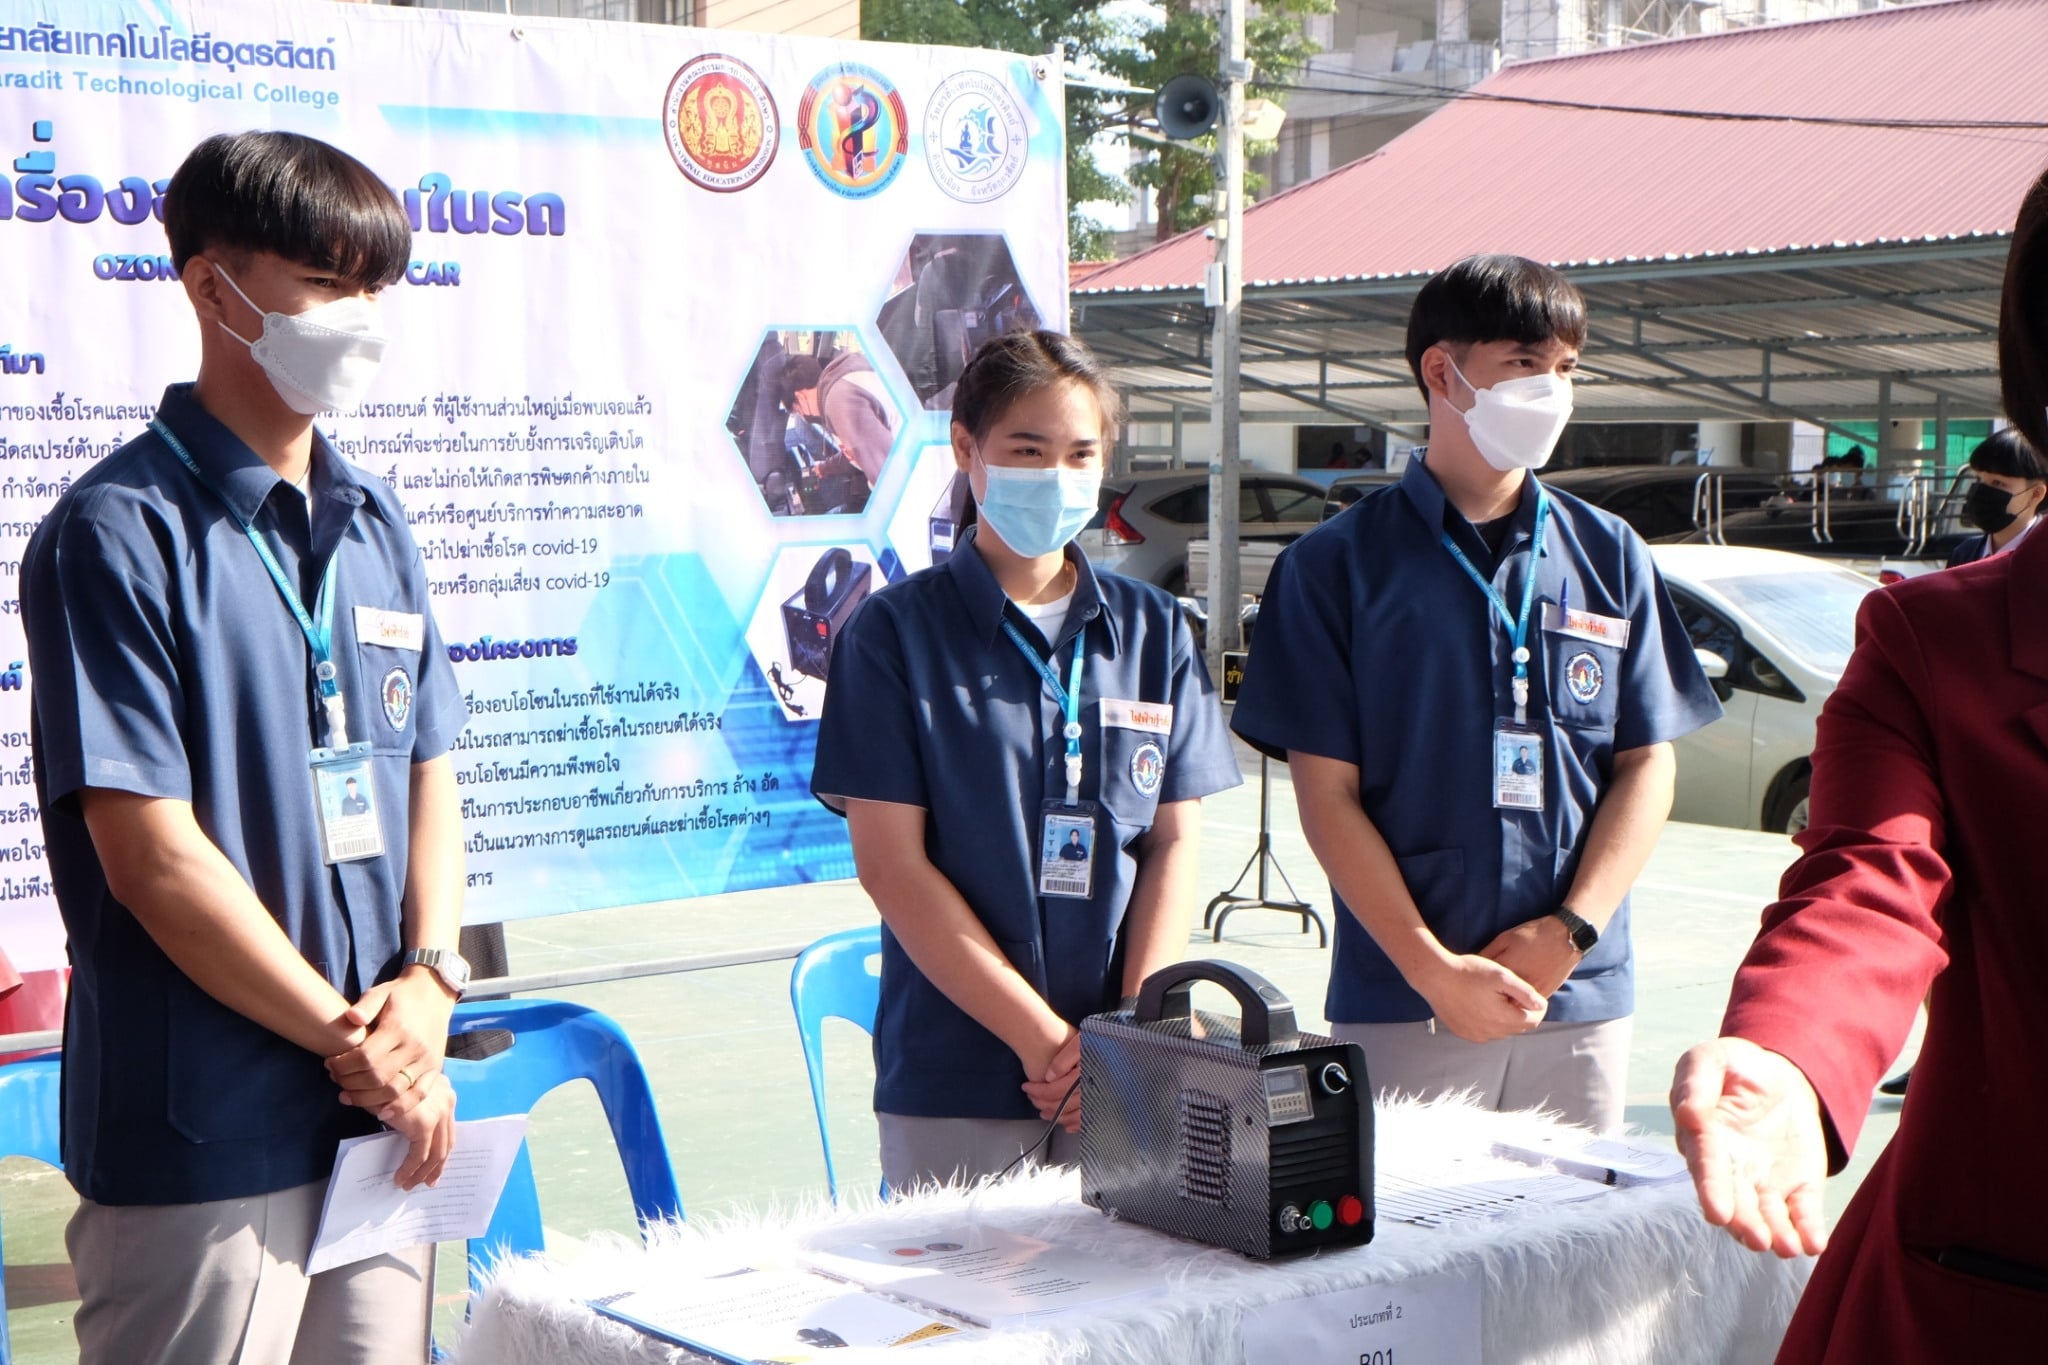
[1309,1200,1334,1231]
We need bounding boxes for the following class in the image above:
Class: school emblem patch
[1565,650,1604,705]
[382,666,414,732]
[1130,740,1166,798]
[923,70,1028,204]
[797,62,908,199]
[663,54,778,193]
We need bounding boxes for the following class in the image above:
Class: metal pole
[1204,0,1247,678]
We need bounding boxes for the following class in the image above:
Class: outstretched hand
[1670,1037,1830,1258]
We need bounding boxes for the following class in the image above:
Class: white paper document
[1375,1147,1611,1228]
[589,1267,965,1361]
[804,1227,1161,1329]
[1490,1132,1690,1187]
[306,1115,529,1275]
[1241,1265,1483,1365]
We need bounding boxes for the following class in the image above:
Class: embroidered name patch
[1099,698,1174,734]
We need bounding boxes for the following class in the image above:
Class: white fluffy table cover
[455,1099,1810,1365]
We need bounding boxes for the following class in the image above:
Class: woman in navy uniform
[812,332,1240,1189]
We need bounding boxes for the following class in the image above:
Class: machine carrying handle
[1133,959,1298,1047]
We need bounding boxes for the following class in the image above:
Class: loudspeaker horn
[1155,74,1221,141]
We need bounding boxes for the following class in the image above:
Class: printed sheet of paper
[1241,1264,1483,1365]
[804,1227,1161,1329]
[306,1115,528,1275]
[1375,1146,1611,1228]
[1490,1132,1689,1187]
[589,1267,966,1361]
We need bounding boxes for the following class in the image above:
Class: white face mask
[214,263,387,416]
[1447,354,1574,472]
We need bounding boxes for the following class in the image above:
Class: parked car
[1322,471,1403,520]
[1650,544,1876,833]
[1079,470,1326,592]
[1541,465,1786,540]
[1660,468,1972,581]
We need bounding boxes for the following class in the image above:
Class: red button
[1336,1195,1364,1226]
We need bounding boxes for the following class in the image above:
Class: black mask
[1962,481,2030,534]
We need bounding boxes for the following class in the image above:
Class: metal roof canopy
[1076,236,2007,448]
[1070,0,2048,453]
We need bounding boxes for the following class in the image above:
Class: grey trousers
[877,1113,1082,1193]
[1331,1016,1634,1133]
[67,1177,434,1365]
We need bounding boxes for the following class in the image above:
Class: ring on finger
[398,1067,417,1090]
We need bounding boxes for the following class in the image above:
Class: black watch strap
[1552,906,1599,954]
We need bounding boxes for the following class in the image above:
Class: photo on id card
[311,744,386,864]
[1493,724,1544,810]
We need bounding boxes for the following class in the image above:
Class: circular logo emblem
[798,63,908,199]
[1565,651,1604,705]
[382,666,414,732]
[663,54,778,192]
[923,70,1028,204]
[1130,740,1166,798]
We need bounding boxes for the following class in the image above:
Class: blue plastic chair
[443,999,683,1291]
[789,926,882,1204]
[0,1054,62,1365]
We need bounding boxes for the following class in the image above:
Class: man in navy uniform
[1233,256,1720,1131]
[22,132,470,1364]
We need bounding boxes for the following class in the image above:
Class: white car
[1649,545,1878,834]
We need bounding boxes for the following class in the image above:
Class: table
[455,1100,1809,1365]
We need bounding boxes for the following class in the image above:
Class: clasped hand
[1021,1028,1083,1134]
[325,974,458,1189]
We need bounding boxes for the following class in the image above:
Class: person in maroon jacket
[1669,165,2048,1361]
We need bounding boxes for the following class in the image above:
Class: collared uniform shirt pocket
[354,604,426,756]
[1096,719,1169,838]
[1545,630,1624,733]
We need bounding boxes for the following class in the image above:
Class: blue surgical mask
[975,457,1101,558]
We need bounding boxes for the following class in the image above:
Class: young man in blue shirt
[1232,255,1720,1131]
[23,132,470,1364]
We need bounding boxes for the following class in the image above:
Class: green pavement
[0,742,1915,1360]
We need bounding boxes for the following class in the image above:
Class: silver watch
[400,947,471,999]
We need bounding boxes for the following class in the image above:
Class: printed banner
[0,0,1068,966]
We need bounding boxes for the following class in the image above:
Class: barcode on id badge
[1042,877,1089,896]
[329,835,382,861]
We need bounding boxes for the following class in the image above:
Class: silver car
[1078,470,1327,593]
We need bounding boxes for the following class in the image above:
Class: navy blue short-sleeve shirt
[22,384,466,1205]
[1231,457,1720,1025]
[811,527,1242,1120]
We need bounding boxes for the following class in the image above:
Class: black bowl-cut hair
[1405,254,1588,401]
[164,131,411,290]
[1966,427,2048,484]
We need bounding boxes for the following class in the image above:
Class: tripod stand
[1204,753,1326,947]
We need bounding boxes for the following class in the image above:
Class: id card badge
[1038,800,1099,900]
[310,743,386,865]
[1493,722,1545,811]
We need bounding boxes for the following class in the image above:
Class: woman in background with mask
[811,331,1240,1191]
[1947,427,2046,568]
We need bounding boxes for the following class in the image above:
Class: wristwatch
[1551,907,1599,955]
[401,947,472,1000]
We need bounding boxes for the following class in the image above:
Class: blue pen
[1561,577,1570,618]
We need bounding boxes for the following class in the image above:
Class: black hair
[2001,167,2048,458]
[1405,254,1589,400]
[1967,427,2048,483]
[950,330,1123,444]
[164,131,411,289]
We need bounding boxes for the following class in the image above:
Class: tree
[1108,0,1329,243]
[863,0,1327,260]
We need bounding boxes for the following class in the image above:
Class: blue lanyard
[151,419,346,742]
[1441,489,1550,726]
[1001,620,1086,805]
